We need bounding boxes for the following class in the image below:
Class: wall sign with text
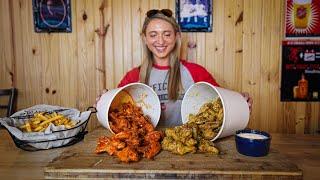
[285,0,320,38]
[281,41,320,101]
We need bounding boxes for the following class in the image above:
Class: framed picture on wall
[285,0,320,38]
[176,0,213,32]
[32,0,72,33]
[281,40,320,101]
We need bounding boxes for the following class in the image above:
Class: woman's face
[144,18,179,64]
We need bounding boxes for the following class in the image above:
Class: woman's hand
[241,92,253,112]
[93,89,108,108]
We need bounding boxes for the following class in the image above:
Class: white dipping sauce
[237,133,268,139]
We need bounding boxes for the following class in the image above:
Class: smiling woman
[143,18,178,66]
[105,9,251,127]
[116,9,222,127]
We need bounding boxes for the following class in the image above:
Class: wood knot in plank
[99,2,105,11]
[82,11,88,21]
[236,49,243,53]
[235,11,243,26]
[95,24,110,37]
[96,67,106,73]
[45,88,50,93]
[52,90,56,95]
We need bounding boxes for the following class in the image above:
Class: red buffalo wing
[95,103,163,163]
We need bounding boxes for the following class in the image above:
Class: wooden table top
[1,127,319,179]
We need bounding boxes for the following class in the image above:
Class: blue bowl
[235,129,271,157]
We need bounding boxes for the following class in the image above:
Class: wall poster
[285,0,320,38]
[281,41,320,101]
[176,0,213,32]
[33,0,72,33]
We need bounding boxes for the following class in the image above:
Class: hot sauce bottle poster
[281,41,320,101]
[285,0,320,38]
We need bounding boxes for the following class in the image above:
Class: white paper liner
[0,104,91,149]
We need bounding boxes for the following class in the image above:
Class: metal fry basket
[0,105,96,151]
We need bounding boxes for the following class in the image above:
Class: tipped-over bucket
[181,82,250,141]
[96,83,161,133]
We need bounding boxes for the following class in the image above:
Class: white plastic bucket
[181,82,250,141]
[96,83,161,133]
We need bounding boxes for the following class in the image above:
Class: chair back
[0,88,18,117]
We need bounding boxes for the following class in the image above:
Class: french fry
[39,115,63,127]
[34,125,44,132]
[37,113,49,121]
[25,122,32,132]
[19,112,76,132]
[19,124,26,129]
[65,124,72,129]
[31,118,41,125]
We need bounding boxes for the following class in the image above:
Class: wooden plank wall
[0,0,319,134]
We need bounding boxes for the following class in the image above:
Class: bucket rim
[182,81,226,142]
[105,82,161,134]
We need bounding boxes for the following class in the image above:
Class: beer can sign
[285,0,320,38]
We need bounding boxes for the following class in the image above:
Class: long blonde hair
[140,12,182,101]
